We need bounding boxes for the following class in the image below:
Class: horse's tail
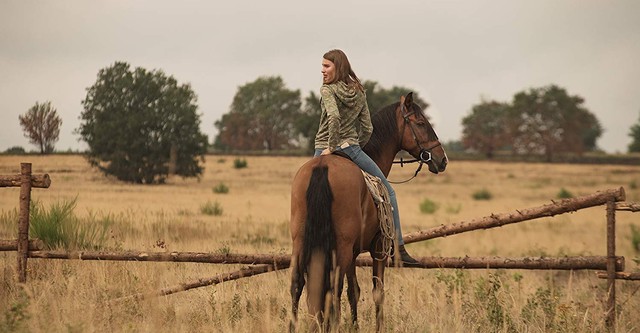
[302,165,336,317]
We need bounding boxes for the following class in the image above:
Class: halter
[389,101,442,184]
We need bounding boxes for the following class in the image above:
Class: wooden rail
[403,187,625,244]
[19,250,625,271]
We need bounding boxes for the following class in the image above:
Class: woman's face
[322,58,336,84]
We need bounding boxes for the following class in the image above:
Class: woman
[314,49,418,265]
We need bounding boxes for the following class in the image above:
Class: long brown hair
[323,49,364,92]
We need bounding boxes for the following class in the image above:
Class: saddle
[332,151,396,255]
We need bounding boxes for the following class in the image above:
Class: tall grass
[29,197,111,250]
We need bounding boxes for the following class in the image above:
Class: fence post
[605,200,616,332]
[17,163,32,283]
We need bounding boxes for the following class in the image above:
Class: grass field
[1,154,639,332]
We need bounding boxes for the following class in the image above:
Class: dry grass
[1,154,639,332]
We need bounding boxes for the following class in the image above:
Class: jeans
[314,146,405,245]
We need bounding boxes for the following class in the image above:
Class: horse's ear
[404,92,414,108]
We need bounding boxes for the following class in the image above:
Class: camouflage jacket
[314,81,373,151]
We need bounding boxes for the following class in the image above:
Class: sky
[1,1,639,153]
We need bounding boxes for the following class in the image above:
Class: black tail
[302,165,336,310]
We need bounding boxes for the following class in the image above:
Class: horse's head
[397,92,448,174]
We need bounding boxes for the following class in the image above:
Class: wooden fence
[1,162,639,332]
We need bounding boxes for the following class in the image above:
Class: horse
[289,92,447,332]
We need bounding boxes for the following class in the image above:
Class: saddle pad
[361,171,396,256]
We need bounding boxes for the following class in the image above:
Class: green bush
[419,198,439,214]
[200,200,223,216]
[213,183,229,194]
[630,181,637,190]
[233,158,248,169]
[472,189,493,200]
[4,146,26,154]
[556,188,574,199]
[631,224,640,253]
[29,198,111,250]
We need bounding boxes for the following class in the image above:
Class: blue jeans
[314,146,405,245]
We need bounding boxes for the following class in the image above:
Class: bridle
[389,101,442,184]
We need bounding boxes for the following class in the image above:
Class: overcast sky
[1,1,639,153]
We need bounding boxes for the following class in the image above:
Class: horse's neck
[373,143,400,178]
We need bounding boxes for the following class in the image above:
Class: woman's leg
[339,146,417,264]
[313,149,323,157]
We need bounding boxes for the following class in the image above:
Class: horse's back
[290,155,378,252]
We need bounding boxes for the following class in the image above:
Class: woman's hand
[320,148,331,156]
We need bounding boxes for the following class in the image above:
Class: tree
[510,85,602,161]
[215,76,301,151]
[293,91,322,153]
[629,112,640,152]
[363,81,430,115]
[461,100,511,158]
[19,101,62,154]
[78,62,208,184]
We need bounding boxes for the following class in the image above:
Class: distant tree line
[461,85,605,161]
[10,62,640,184]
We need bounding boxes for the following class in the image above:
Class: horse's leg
[371,241,387,333]
[331,242,354,331]
[346,258,360,329]
[290,255,305,332]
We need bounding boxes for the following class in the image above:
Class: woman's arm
[358,99,373,146]
[320,85,341,152]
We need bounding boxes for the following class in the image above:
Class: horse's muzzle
[428,155,447,174]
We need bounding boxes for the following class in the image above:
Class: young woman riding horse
[289,49,448,331]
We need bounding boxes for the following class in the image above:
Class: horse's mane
[363,102,399,161]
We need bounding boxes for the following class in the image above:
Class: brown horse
[289,92,447,332]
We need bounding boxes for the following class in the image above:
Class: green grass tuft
[472,188,493,200]
[200,200,223,216]
[233,158,248,169]
[556,188,574,199]
[213,183,229,194]
[419,198,439,214]
[29,197,111,250]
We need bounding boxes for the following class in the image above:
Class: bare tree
[19,101,62,154]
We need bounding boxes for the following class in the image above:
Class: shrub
[200,200,223,216]
[213,183,229,194]
[29,197,111,250]
[472,188,493,200]
[4,146,26,154]
[630,181,637,190]
[233,158,248,169]
[419,198,439,214]
[557,188,574,199]
[631,224,640,253]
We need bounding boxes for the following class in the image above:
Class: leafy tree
[510,85,602,161]
[363,80,430,115]
[5,146,26,155]
[461,100,511,158]
[629,113,640,152]
[293,91,322,153]
[78,62,208,184]
[215,76,301,151]
[18,101,62,154]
